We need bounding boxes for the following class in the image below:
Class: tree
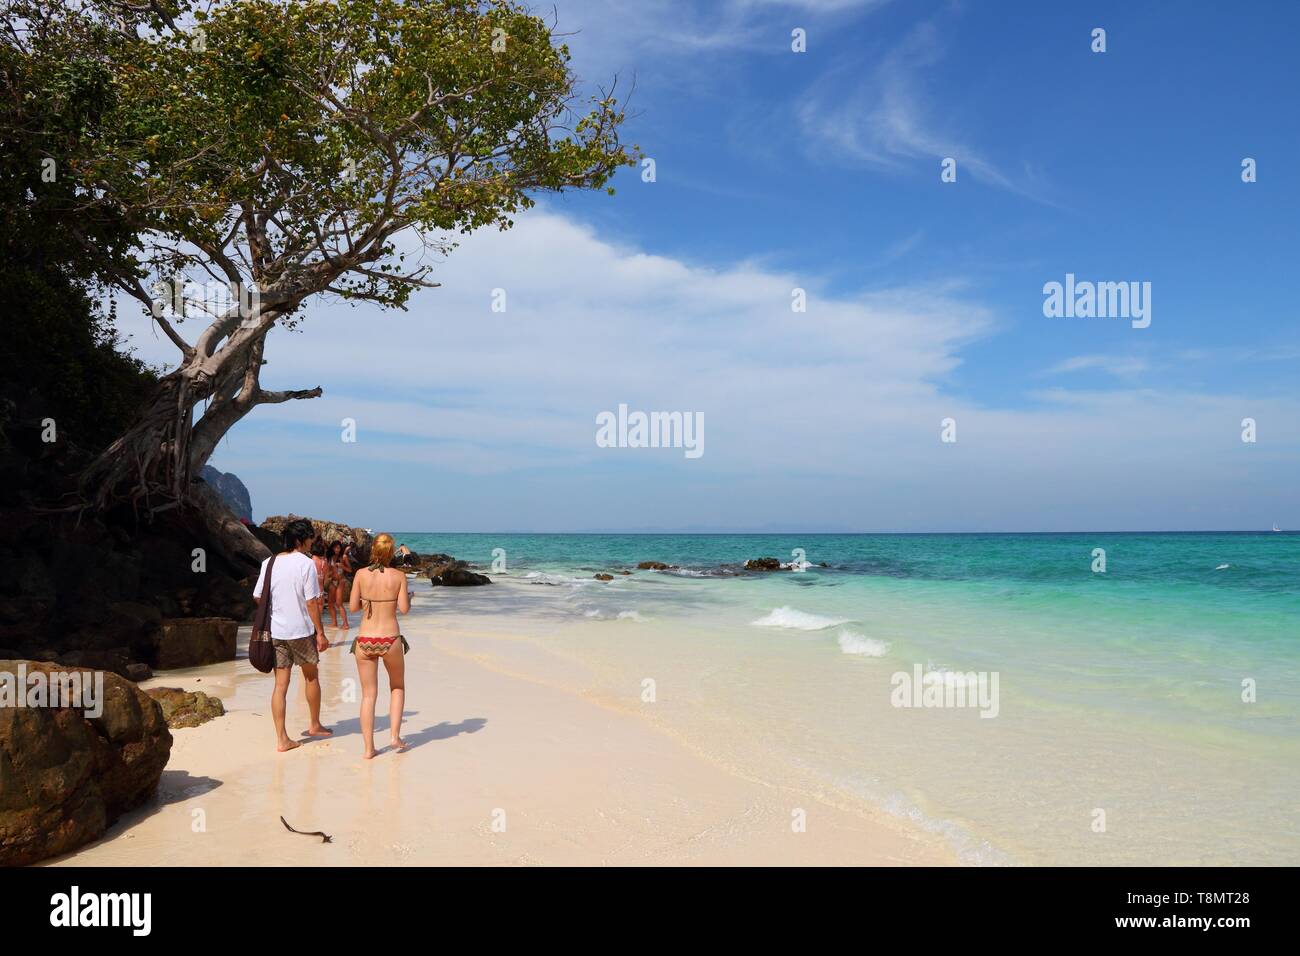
[6,0,634,565]
[1,2,158,453]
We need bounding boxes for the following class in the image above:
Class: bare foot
[305,726,333,737]
[277,738,301,752]
[363,748,377,760]
[390,737,407,752]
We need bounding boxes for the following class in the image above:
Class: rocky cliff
[199,465,253,522]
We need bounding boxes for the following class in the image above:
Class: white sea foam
[524,571,585,586]
[880,793,1014,866]
[1215,563,1230,570]
[837,629,889,657]
[580,608,645,622]
[751,606,849,630]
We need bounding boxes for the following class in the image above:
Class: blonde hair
[369,533,395,568]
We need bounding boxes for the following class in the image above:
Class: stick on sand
[280,816,332,843]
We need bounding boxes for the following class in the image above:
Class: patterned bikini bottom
[350,635,411,659]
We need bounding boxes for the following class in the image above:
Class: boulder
[249,523,282,554]
[0,660,172,866]
[410,552,452,574]
[744,557,782,571]
[260,514,371,553]
[150,617,237,670]
[145,687,225,729]
[637,561,671,571]
[594,573,614,581]
[125,662,152,683]
[194,573,256,622]
[57,647,139,681]
[428,560,491,586]
[101,600,162,649]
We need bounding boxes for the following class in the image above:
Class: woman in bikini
[310,540,332,621]
[347,533,411,758]
[327,539,352,629]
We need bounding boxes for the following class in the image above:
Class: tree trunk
[79,372,196,512]
[190,479,270,572]
[77,326,321,580]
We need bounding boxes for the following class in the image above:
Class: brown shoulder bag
[249,553,278,673]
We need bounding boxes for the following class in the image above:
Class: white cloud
[548,0,893,81]
[795,17,1048,200]
[118,210,1299,531]
[1040,355,1150,378]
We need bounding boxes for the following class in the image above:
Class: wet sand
[48,603,955,866]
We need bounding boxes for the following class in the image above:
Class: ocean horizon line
[373,528,1294,537]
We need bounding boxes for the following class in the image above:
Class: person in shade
[348,533,412,758]
[253,518,332,752]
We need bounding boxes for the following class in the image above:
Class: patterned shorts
[273,636,319,669]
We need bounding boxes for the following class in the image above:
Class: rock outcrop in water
[0,661,172,865]
[744,556,782,571]
[426,558,490,586]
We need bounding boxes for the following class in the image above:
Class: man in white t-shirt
[253,518,332,751]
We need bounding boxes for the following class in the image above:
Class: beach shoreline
[46,596,957,867]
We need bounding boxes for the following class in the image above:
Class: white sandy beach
[46,580,955,867]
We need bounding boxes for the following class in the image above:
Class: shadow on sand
[319,714,487,751]
[156,769,224,805]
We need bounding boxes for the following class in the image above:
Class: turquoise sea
[397,532,1300,865]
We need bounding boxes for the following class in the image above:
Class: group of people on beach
[252,519,411,759]
[309,538,358,629]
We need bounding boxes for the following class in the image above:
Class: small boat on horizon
[1273,522,1282,532]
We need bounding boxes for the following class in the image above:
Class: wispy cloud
[1178,345,1300,364]
[796,15,1050,201]
[1040,355,1150,378]
[550,0,893,79]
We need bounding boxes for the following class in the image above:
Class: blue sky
[119,0,1300,532]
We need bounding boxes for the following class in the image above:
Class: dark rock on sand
[146,687,225,729]
[637,561,672,570]
[428,559,491,586]
[150,617,237,670]
[594,573,614,581]
[126,662,153,682]
[744,557,782,571]
[0,661,172,866]
[57,647,142,681]
[199,465,253,522]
